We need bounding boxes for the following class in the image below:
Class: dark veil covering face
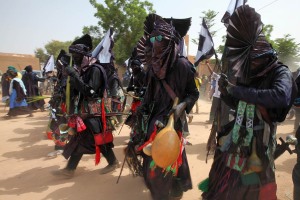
[69,34,93,56]
[69,34,93,68]
[137,14,163,66]
[137,13,190,80]
[225,5,277,85]
[150,18,182,80]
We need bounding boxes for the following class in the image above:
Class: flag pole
[66,59,72,115]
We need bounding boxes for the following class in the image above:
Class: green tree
[216,35,226,54]
[192,10,218,45]
[273,34,300,71]
[200,10,218,37]
[89,0,154,64]
[262,24,274,45]
[82,25,104,48]
[34,48,49,64]
[44,40,72,60]
[34,40,72,64]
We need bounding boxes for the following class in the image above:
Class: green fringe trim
[198,177,209,192]
[166,165,171,172]
[149,160,155,169]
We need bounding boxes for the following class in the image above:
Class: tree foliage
[34,48,49,64]
[82,25,104,48]
[192,10,218,45]
[200,10,218,37]
[273,34,300,71]
[89,0,154,64]
[45,40,72,59]
[34,40,72,64]
[262,24,274,45]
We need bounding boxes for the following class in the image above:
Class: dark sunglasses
[150,35,163,43]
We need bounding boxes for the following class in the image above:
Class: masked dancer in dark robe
[47,50,71,158]
[126,47,146,123]
[22,65,45,111]
[52,34,119,178]
[123,49,146,177]
[102,62,124,126]
[136,15,199,200]
[201,5,297,200]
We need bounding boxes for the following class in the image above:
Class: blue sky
[0,0,299,57]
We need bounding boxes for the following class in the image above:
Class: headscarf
[25,65,33,72]
[7,66,18,73]
[69,34,93,56]
[248,34,278,77]
[69,34,94,72]
[150,18,181,80]
[250,34,275,60]
[8,68,27,95]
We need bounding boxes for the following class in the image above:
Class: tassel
[68,116,77,128]
[198,178,209,192]
[171,167,177,175]
[137,126,157,151]
[76,116,86,132]
[131,100,141,112]
[149,160,155,169]
[149,168,156,178]
[166,165,171,172]
[61,102,67,114]
[174,132,183,169]
[170,162,178,176]
[95,145,101,165]
[149,160,156,178]
[46,131,53,140]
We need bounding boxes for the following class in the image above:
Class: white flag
[194,19,215,66]
[91,28,114,63]
[43,55,55,73]
[221,0,247,26]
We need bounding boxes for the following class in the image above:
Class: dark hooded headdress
[150,18,182,80]
[137,13,187,80]
[137,14,163,65]
[225,5,277,84]
[69,34,93,56]
[137,14,190,66]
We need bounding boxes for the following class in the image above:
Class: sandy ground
[0,98,297,200]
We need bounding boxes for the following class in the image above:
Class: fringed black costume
[136,15,199,200]
[202,6,297,200]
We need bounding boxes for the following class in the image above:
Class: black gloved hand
[218,73,229,95]
[218,73,235,95]
[65,66,78,78]
[169,102,187,122]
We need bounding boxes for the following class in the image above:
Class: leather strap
[161,80,176,101]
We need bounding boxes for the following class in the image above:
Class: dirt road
[0,99,296,200]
